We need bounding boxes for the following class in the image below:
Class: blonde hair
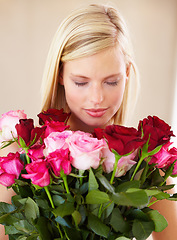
[41,4,139,125]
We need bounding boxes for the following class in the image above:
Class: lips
[85,108,108,117]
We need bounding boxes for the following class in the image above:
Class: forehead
[63,46,126,77]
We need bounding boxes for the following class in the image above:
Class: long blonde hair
[41,4,139,125]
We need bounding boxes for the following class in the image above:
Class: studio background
[0,1,177,239]
[0,0,177,129]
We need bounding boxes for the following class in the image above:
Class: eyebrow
[70,73,123,80]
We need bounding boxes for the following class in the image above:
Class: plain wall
[0,1,177,239]
[0,0,177,129]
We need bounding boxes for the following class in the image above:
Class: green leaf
[101,202,114,219]
[79,182,88,194]
[5,225,22,234]
[147,210,168,232]
[153,192,170,200]
[144,189,162,197]
[0,202,16,215]
[127,209,149,222]
[35,198,49,209]
[86,190,110,204]
[53,195,65,206]
[55,216,72,228]
[63,226,82,240]
[0,213,19,225]
[72,210,82,227]
[132,219,154,240]
[13,220,35,233]
[88,213,110,238]
[96,172,115,193]
[116,180,140,193]
[89,168,99,191]
[52,202,75,217]
[35,216,52,240]
[24,197,39,221]
[19,136,27,149]
[110,208,129,233]
[112,189,148,207]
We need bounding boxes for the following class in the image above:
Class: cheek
[65,86,82,106]
[109,84,126,106]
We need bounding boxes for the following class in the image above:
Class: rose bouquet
[0,109,177,240]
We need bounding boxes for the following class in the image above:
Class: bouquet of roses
[0,109,177,240]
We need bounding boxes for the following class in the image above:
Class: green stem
[130,154,145,181]
[63,175,70,194]
[98,204,103,219]
[44,186,55,208]
[24,149,31,164]
[44,186,63,238]
[110,153,121,185]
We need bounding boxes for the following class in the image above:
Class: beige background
[0,0,177,129]
[0,1,177,239]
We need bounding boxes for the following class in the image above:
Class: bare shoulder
[151,177,177,240]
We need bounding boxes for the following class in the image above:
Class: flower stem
[98,204,103,218]
[63,175,70,194]
[44,186,64,238]
[110,153,121,185]
[130,155,144,181]
[24,149,31,164]
[44,186,55,208]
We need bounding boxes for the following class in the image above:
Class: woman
[0,3,177,239]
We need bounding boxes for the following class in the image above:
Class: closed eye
[74,82,88,86]
[105,81,118,86]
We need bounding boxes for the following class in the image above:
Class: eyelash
[75,82,87,86]
[74,81,118,87]
[106,81,118,86]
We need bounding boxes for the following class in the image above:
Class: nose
[90,85,104,105]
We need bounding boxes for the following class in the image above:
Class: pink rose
[0,110,27,145]
[22,159,50,187]
[44,130,73,155]
[102,151,137,177]
[149,142,177,175]
[28,144,45,161]
[149,142,173,168]
[67,131,107,170]
[168,147,177,175]
[47,149,72,176]
[0,152,24,187]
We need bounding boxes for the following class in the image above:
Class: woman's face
[61,46,128,132]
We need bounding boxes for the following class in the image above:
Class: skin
[60,45,128,133]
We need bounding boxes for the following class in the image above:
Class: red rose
[94,125,144,155]
[43,120,70,138]
[38,108,70,125]
[15,119,45,146]
[138,116,175,151]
